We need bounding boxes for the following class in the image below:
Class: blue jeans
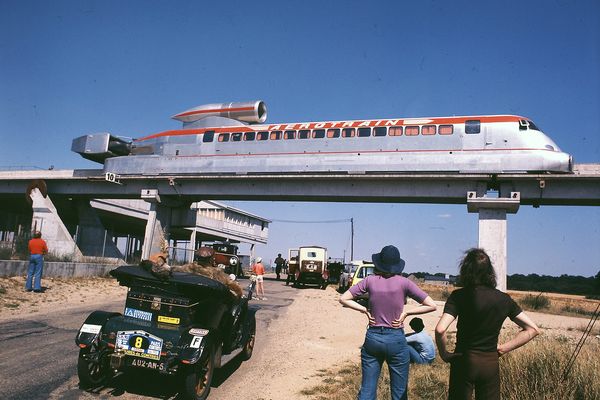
[26,254,44,291]
[408,345,430,364]
[359,327,409,400]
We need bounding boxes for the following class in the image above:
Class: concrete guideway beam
[467,191,521,292]
[1,168,599,205]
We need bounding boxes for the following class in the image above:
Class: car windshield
[358,266,375,278]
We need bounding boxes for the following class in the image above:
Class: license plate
[127,357,165,370]
[116,330,163,360]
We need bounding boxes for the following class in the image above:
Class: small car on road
[351,261,376,287]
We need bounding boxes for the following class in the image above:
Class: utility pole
[351,217,354,261]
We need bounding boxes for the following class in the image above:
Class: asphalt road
[1,276,298,400]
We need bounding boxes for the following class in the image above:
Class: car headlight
[230,257,238,265]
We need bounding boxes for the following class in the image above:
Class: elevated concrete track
[1,164,599,206]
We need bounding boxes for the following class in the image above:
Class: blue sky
[1,1,599,277]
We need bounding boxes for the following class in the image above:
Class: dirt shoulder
[0,275,127,321]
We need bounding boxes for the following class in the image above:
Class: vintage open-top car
[75,265,256,400]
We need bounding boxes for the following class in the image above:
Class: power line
[271,218,352,223]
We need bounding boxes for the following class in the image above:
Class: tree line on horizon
[406,271,600,297]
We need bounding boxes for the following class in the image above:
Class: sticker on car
[116,330,163,360]
[80,323,102,334]
[124,307,153,322]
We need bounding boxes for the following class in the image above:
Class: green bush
[520,293,551,310]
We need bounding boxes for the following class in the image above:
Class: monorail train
[72,100,572,175]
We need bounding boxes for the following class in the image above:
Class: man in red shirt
[251,257,266,300]
[26,231,48,293]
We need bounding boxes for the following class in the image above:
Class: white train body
[72,100,572,175]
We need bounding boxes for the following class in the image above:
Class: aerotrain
[72,100,572,175]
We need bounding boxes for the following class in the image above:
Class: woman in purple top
[340,245,437,400]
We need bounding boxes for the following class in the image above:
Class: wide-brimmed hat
[371,245,405,275]
[256,257,262,263]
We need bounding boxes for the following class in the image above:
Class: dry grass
[302,334,600,400]
[421,283,600,318]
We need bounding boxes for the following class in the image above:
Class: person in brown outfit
[435,248,540,400]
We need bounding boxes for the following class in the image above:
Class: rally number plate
[116,330,163,360]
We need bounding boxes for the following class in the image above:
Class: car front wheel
[181,344,215,400]
[241,314,256,360]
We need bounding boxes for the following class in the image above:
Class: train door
[461,119,484,150]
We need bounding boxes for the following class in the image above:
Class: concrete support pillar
[188,228,197,263]
[467,191,520,292]
[477,208,508,291]
[141,201,171,260]
[30,188,83,260]
[76,200,122,259]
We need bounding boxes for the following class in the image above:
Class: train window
[357,127,371,137]
[465,120,481,134]
[519,120,528,130]
[389,126,403,136]
[373,127,387,136]
[439,125,453,135]
[528,121,541,131]
[327,128,340,138]
[284,130,296,139]
[312,129,325,139]
[270,131,282,140]
[244,131,255,141]
[218,133,230,142]
[257,131,269,141]
[342,128,355,138]
[203,131,215,142]
[405,126,419,136]
[232,132,242,141]
[422,125,436,135]
[299,129,310,139]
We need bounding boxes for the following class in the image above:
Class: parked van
[294,246,328,288]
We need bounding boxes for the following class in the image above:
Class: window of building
[422,125,436,135]
[389,126,403,136]
[327,128,340,138]
[465,120,481,134]
[439,125,453,135]
[270,131,282,140]
[257,131,269,141]
[244,131,255,141]
[284,130,296,140]
[342,128,355,138]
[373,127,387,136]
[299,129,310,139]
[405,126,420,136]
[202,131,215,142]
[312,129,325,139]
[357,127,371,137]
[232,132,242,141]
[218,133,230,142]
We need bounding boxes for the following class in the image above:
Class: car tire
[77,334,111,388]
[241,313,256,360]
[181,343,215,400]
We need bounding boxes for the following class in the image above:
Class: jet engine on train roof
[171,100,267,126]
